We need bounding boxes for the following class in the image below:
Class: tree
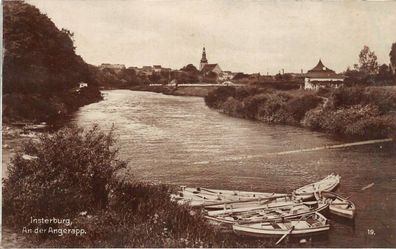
[390,43,396,74]
[180,64,199,73]
[3,1,91,93]
[356,45,379,75]
[344,67,366,85]
[376,64,394,83]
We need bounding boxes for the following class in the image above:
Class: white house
[304,60,345,90]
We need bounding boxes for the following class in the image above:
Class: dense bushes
[205,86,396,139]
[205,86,322,124]
[302,87,396,139]
[3,126,126,230]
[302,104,383,136]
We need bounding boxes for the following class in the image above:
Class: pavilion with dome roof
[304,60,345,90]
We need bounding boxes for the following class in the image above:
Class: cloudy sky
[28,0,396,74]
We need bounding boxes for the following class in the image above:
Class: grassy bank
[2,126,277,248]
[205,86,396,140]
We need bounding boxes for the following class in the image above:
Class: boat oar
[275,226,295,245]
[275,215,305,246]
[199,187,222,195]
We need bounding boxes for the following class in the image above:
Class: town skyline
[28,0,396,74]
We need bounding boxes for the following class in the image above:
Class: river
[71,90,396,247]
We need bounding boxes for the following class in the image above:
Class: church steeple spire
[200,46,208,70]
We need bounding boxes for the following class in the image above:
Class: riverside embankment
[205,86,396,140]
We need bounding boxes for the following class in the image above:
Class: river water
[71,90,395,247]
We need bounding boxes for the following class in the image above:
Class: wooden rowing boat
[173,187,286,207]
[321,192,356,219]
[205,201,329,225]
[232,212,330,238]
[294,173,341,199]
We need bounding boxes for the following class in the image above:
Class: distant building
[199,47,222,77]
[304,60,345,90]
[99,63,126,71]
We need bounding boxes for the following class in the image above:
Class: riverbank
[3,87,103,125]
[129,85,219,97]
[205,86,396,140]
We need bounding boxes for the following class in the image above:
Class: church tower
[199,47,208,71]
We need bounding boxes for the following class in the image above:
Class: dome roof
[308,59,335,74]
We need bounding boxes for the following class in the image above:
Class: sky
[28,0,396,74]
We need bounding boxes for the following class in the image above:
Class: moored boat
[173,186,286,207]
[206,201,329,225]
[294,173,341,199]
[232,212,330,238]
[321,192,356,219]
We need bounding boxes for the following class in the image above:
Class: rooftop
[201,63,219,73]
[305,60,342,79]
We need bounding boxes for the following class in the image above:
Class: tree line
[344,44,396,85]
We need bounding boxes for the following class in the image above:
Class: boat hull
[233,224,330,238]
[329,206,355,219]
[294,174,341,200]
[207,202,329,225]
[322,192,356,219]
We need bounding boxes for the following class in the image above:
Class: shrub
[204,86,236,108]
[242,93,269,119]
[301,108,323,130]
[3,125,126,230]
[303,104,383,136]
[285,94,322,123]
[221,97,244,117]
[328,87,365,109]
[256,93,289,123]
[328,87,396,113]
[345,114,396,139]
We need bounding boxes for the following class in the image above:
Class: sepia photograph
[1,0,396,248]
